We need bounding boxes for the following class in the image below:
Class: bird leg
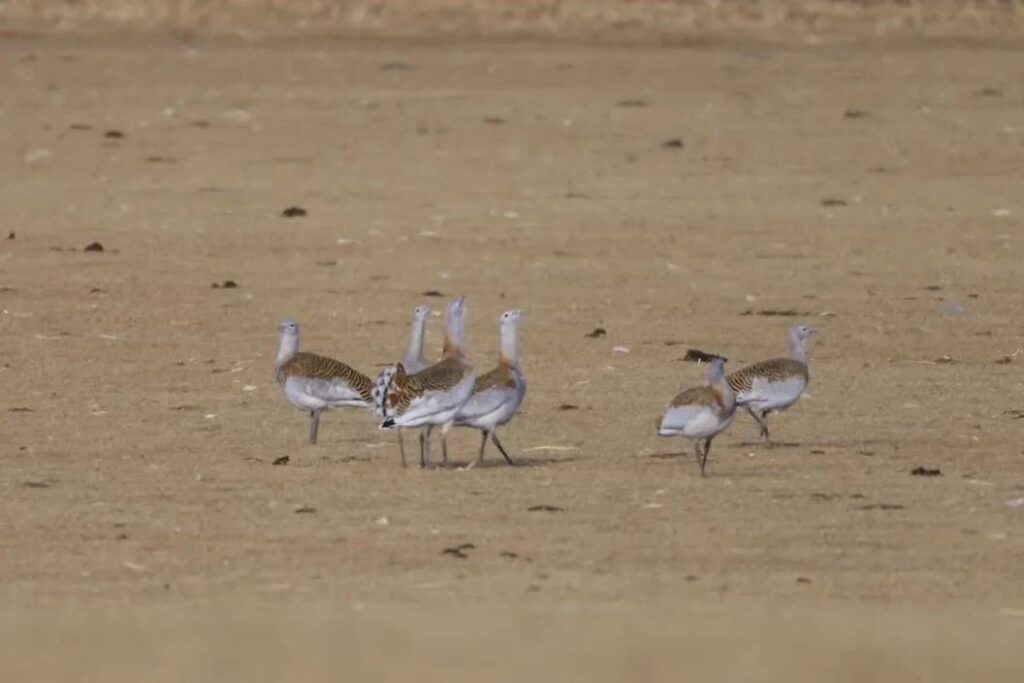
[397,427,407,468]
[759,410,773,447]
[440,423,451,466]
[308,409,321,445]
[464,429,489,470]
[420,427,431,469]
[744,404,772,447]
[698,437,713,477]
[490,431,516,467]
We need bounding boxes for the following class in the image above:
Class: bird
[657,357,737,477]
[274,319,373,445]
[393,305,431,467]
[373,297,476,468]
[453,309,527,469]
[726,324,817,447]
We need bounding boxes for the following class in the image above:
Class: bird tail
[373,363,410,422]
[372,364,397,417]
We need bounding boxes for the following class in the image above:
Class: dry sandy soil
[1,35,1023,680]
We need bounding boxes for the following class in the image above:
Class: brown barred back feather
[669,385,728,411]
[386,357,472,414]
[276,352,373,402]
[473,363,517,394]
[726,358,807,394]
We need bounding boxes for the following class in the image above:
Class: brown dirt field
[4,1,1024,40]
[1,36,1023,679]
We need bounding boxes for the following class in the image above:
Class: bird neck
[443,309,466,359]
[788,329,808,364]
[404,317,427,366]
[276,333,299,367]
[500,322,520,366]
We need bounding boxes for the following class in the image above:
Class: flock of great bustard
[274,297,816,476]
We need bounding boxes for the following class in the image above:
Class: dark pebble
[421,290,444,297]
[84,241,104,252]
[527,505,564,513]
[742,309,804,317]
[104,130,124,139]
[662,138,684,148]
[858,503,905,511]
[272,455,290,466]
[584,327,607,338]
[911,466,942,477]
[281,206,307,218]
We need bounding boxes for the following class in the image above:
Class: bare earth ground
[1,37,1023,679]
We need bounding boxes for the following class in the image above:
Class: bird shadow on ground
[423,455,579,470]
[730,441,801,449]
[645,450,695,460]
[729,437,900,450]
[324,454,376,464]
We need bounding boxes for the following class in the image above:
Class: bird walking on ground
[657,357,737,477]
[726,325,817,447]
[393,305,431,467]
[274,319,373,445]
[373,297,476,468]
[453,309,527,469]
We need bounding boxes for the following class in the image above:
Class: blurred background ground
[2,0,1024,41]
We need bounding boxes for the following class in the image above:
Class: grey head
[791,324,818,341]
[278,319,299,336]
[446,295,466,317]
[500,309,524,325]
[703,357,727,385]
[413,305,430,321]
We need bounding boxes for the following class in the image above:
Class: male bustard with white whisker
[726,324,817,447]
[453,309,526,469]
[373,297,475,468]
[657,357,737,477]
[393,305,431,467]
[275,319,374,445]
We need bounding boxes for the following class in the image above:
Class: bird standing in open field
[657,357,737,477]
[274,319,373,445]
[373,297,476,468]
[453,309,527,469]
[727,325,817,447]
[392,305,431,467]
